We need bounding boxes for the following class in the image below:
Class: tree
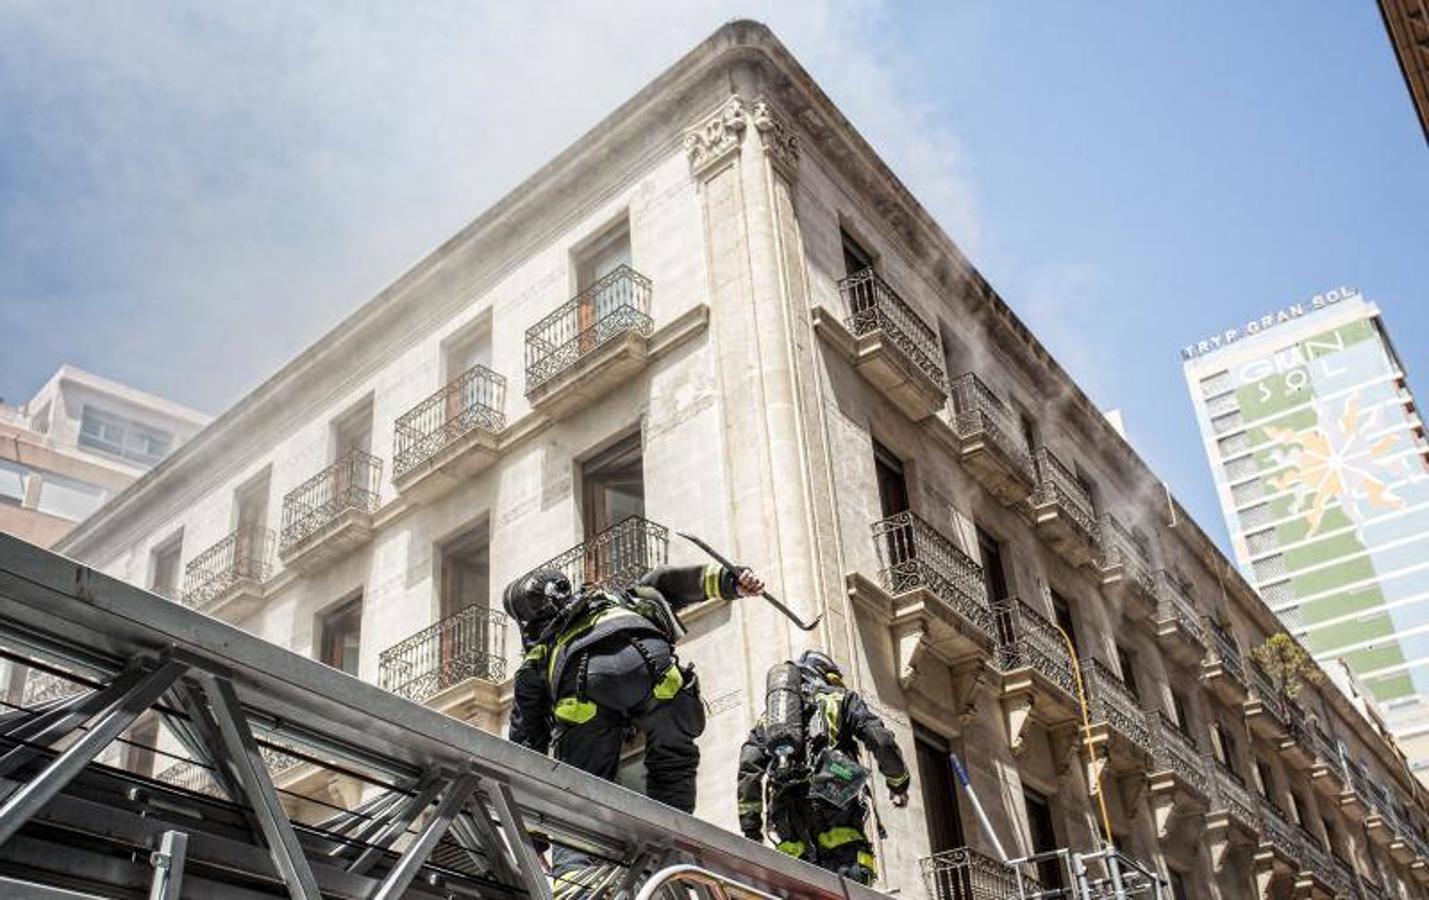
[1250,632,1323,702]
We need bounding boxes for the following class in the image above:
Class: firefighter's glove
[734,568,765,598]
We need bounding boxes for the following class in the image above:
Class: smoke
[0,0,980,414]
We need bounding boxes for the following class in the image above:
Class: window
[34,473,105,522]
[976,526,1010,602]
[1171,690,1193,738]
[0,459,27,505]
[915,726,964,853]
[1023,788,1063,891]
[841,228,874,277]
[441,525,490,618]
[150,535,183,599]
[78,407,173,465]
[1255,758,1275,801]
[444,322,493,382]
[333,401,373,460]
[1116,644,1140,701]
[1050,591,1078,654]
[1168,869,1191,900]
[576,221,633,340]
[874,441,909,518]
[1212,722,1239,779]
[320,596,363,676]
[582,433,644,538]
[1018,408,1039,452]
[1289,792,1308,827]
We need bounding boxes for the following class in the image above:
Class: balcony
[1341,762,1371,823]
[1147,712,1210,840]
[181,525,275,619]
[1082,658,1152,773]
[921,846,1030,900]
[1028,447,1099,568]
[995,598,1081,756]
[1097,514,1157,619]
[379,604,508,721]
[945,373,1036,505]
[1256,798,1302,871]
[278,451,383,574]
[524,265,653,416]
[1201,618,1248,705]
[531,515,668,591]
[1278,717,1317,772]
[1297,835,1346,898]
[812,268,948,421]
[1153,572,1206,665]
[1307,724,1347,798]
[1363,781,1399,849]
[1244,661,1291,740]
[391,365,506,503]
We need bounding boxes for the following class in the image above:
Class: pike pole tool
[676,532,822,632]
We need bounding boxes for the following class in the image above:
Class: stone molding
[683,95,748,178]
[751,97,799,177]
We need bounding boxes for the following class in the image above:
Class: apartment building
[0,364,208,549]
[49,21,1429,899]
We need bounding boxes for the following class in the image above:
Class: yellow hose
[1052,621,1116,853]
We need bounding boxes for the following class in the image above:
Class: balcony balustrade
[279,450,383,573]
[1307,723,1347,798]
[1257,797,1302,868]
[921,846,1031,900]
[531,515,668,591]
[813,268,948,420]
[994,598,1081,755]
[1245,660,1291,740]
[182,524,275,617]
[1147,711,1210,840]
[1097,514,1157,618]
[1201,617,1249,705]
[1082,658,1152,771]
[1153,571,1206,665]
[379,604,509,706]
[1297,835,1343,897]
[1208,759,1259,836]
[869,511,995,654]
[1279,716,1318,771]
[524,265,653,414]
[1028,447,1099,568]
[946,373,1036,504]
[1341,761,1372,823]
[391,365,506,501]
[1363,779,1400,849]
[155,742,304,798]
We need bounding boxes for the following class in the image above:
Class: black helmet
[797,649,843,685]
[503,568,572,635]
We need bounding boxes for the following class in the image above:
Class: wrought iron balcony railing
[1097,514,1156,598]
[949,373,1034,480]
[155,742,304,798]
[1309,722,1344,771]
[921,846,1031,900]
[1154,571,1205,644]
[524,265,653,392]
[393,365,506,479]
[1203,617,1246,682]
[994,598,1077,699]
[838,267,947,392]
[1150,711,1209,795]
[1030,447,1098,538]
[1299,834,1339,890]
[1083,658,1151,752]
[1247,661,1290,723]
[1257,797,1301,862]
[1209,759,1258,830]
[379,604,509,703]
[871,511,992,638]
[182,525,275,608]
[21,670,84,707]
[280,450,383,552]
[532,515,669,591]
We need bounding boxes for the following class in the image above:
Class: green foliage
[1250,632,1323,700]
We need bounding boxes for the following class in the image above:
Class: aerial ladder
[0,533,887,900]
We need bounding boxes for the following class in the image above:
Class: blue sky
[1,2,1425,551]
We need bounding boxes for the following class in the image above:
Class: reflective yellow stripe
[546,607,645,685]
[856,850,878,874]
[817,826,865,850]
[776,840,806,857]
[523,645,547,663]
[886,772,910,788]
[653,663,684,700]
[820,692,842,741]
[703,564,722,600]
[737,801,763,813]
[553,697,598,724]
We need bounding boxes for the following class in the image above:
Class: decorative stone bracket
[684,94,799,180]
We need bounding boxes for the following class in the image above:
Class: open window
[976,525,1010,602]
[320,595,363,677]
[575,220,633,351]
[915,725,964,853]
[582,433,644,539]
[149,532,183,599]
[841,228,874,278]
[1023,787,1064,891]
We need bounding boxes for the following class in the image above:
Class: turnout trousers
[769,790,878,885]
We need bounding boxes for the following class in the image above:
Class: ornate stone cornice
[683,95,748,178]
[751,97,799,177]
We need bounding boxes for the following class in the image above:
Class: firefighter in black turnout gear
[505,561,764,889]
[737,650,910,885]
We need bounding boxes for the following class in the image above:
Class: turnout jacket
[737,683,910,839]
[508,564,741,754]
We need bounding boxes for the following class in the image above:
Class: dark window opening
[976,526,1010,603]
[320,596,363,677]
[582,433,644,538]
[1050,591,1078,655]
[1213,722,1240,780]
[440,525,490,619]
[841,228,874,277]
[1256,759,1275,802]
[1168,869,1190,900]
[1023,787,1064,891]
[1116,644,1140,701]
[874,441,909,518]
[1171,690,1193,739]
[915,726,964,854]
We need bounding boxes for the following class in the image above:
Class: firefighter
[736,650,910,885]
[504,561,764,890]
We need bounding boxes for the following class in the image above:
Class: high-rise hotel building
[1184,290,1429,773]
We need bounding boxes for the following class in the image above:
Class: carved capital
[751,97,799,178]
[684,95,748,178]
[1002,691,1036,757]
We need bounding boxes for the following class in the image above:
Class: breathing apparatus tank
[764,662,805,772]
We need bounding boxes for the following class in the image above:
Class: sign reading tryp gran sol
[1180,286,1360,360]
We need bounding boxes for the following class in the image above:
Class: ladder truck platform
[0,533,885,900]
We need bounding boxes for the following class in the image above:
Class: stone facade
[52,20,1429,900]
